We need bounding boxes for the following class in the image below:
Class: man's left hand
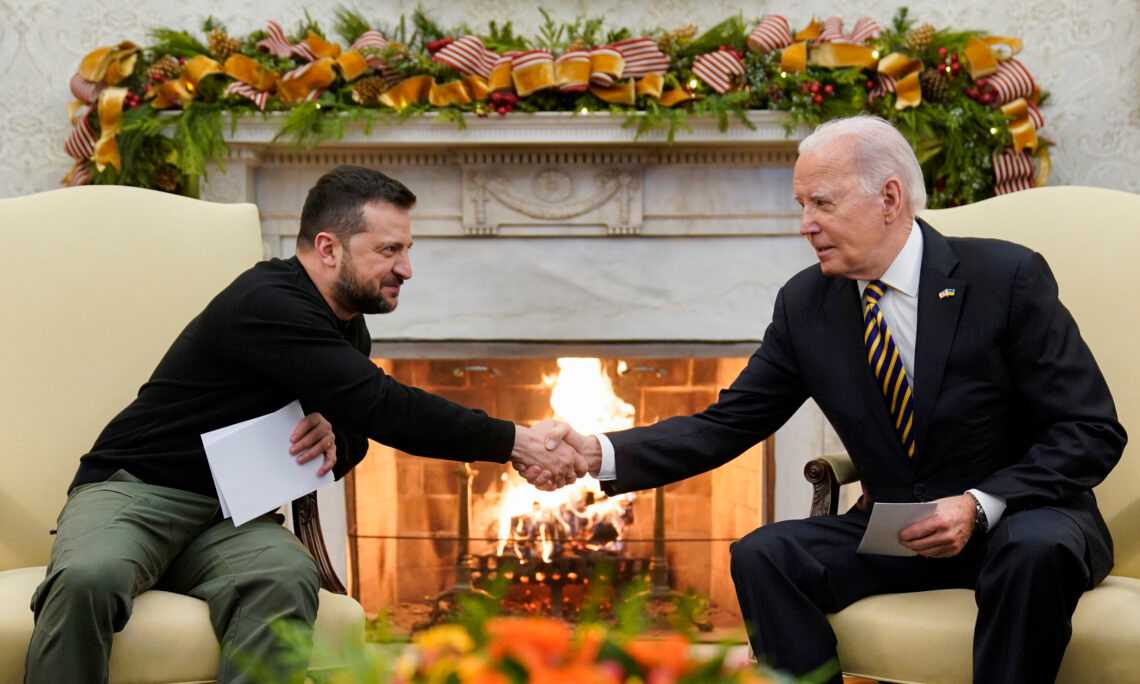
[898,494,976,558]
[290,412,337,477]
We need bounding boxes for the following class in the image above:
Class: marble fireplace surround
[202,111,848,581]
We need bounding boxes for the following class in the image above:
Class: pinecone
[920,67,951,102]
[906,23,935,51]
[147,55,182,82]
[208,28,240,61]
[351,76,388,105]
[154,165,180,193]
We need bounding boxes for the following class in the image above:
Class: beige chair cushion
[0,566,364,684]
[829,576,1140,684]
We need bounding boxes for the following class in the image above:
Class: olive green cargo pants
[24,470,319,683]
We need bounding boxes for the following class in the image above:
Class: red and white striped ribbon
[847,17,884,44]
[225,82,270,110]
[281,60,317,82]
[817,16,883,44]
[512,50,553,70]
[65,163,93,187]
[70,73,101,104]
[1027,102,1045,129]
[747,15,792,54]
[612,36,669,77]
[64,109,96,161]
[691,50,744,94]
[867,73,896,104]
[988,59,1036,105]
[992,149,1036,195]
[431,35,496,79]
[351,30,391,71]
[258,20,316,61]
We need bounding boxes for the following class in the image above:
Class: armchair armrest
[292,492,346,594]
[803,452,860,518]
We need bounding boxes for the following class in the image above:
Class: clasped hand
[510,420,598,491]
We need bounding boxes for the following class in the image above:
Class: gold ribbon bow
[780,18,879,74]
[151,55,223,110]
[965,36,1023,79]
[378,74,491,109]
[66,42,140,179]
[877,52,923,110]
[92,87,128,172]
[1001,97,1039,153]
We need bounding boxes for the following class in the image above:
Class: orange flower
[569,625,607,665]
[486,617,572,670]
[624,634,692,674]
[530,663,622,684]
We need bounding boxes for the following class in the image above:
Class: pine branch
[147,28,209,57]
[334,7,372,45]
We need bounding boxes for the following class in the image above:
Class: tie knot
[864,280,888,303]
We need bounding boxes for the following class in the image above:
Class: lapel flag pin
[938,288,957,299]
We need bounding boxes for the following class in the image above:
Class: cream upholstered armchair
[0,186,364,683]
[804,186,1140,683]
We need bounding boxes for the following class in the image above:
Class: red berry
[823,83,834,95]
[810,82,821,94]
[950,62,960,74]
[951,52,959,63]
[812,94,823,105]
[866,80,875,90]
[801,83,811,94]
[965,87,979,98]
[937,46,948,58]
[497,106,509,115]
[426,37,454,52]
[505,93,518,105]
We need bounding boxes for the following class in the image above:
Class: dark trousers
[24,471,320,684]
[730,505,1094,683]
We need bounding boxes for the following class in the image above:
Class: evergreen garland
[69,7,1048,207]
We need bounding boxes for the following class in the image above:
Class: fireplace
[346,349,772,629]
[209,112,852,622]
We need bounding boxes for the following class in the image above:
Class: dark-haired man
[24,165,585,683]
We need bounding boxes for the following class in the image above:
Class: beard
[332,251,397,315]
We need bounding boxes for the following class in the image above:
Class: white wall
[2,0,1137,197]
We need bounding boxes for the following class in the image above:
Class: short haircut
[798,115,927,213]
[298,165,416,247]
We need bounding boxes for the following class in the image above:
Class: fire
[495,358,637,562]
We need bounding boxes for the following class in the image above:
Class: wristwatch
[969,492,989,534]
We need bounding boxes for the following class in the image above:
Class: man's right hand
[510,421,589,491]
[544,424,602,477]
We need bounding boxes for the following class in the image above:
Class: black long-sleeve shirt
[72,256,515,497]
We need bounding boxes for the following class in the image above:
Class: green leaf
[333,6,372,45]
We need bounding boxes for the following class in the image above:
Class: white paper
[201,400,334,526]
[856,501,938,556]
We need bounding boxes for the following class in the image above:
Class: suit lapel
[911,219,965,458]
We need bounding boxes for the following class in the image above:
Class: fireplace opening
[346,347,773,633]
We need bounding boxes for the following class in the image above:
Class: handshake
[510,421,601,490]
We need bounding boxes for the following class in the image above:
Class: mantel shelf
[220,110,807,148]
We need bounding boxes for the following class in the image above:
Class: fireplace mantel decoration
[64,8,1048,207]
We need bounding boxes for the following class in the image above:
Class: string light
[687,78,699,90]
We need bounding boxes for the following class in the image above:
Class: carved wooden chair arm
[803,452,860,518]
[292,492,346,594]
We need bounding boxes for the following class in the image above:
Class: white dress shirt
[596,220,1005,530]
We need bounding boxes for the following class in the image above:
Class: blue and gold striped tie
[863,280,916,458]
